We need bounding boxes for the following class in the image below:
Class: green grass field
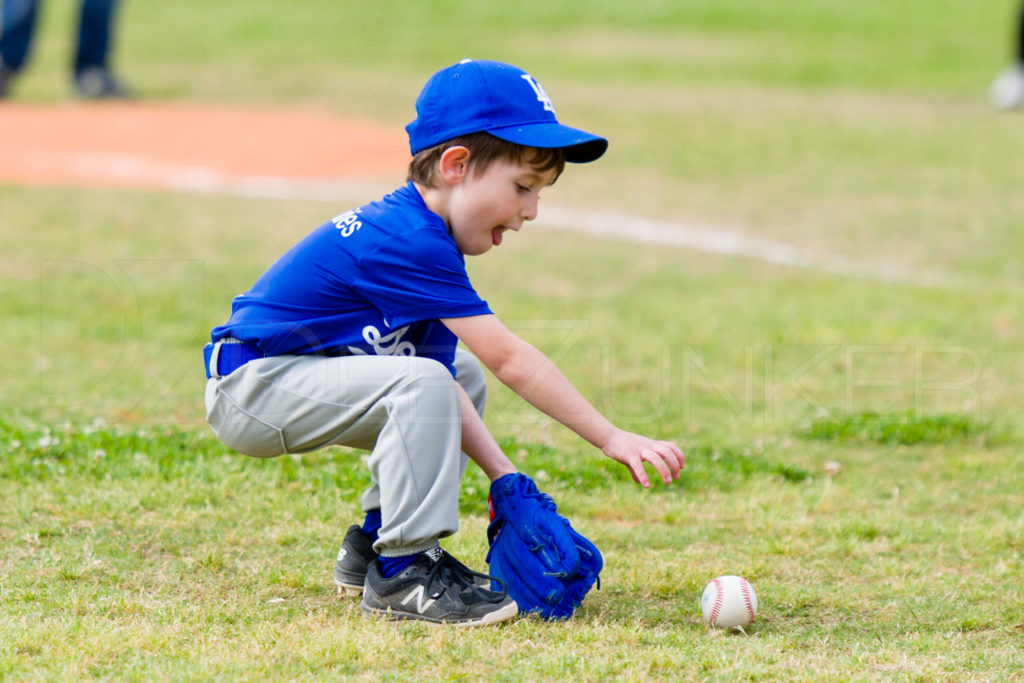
[3,1,1023,680]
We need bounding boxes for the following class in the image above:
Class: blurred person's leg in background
[0,0,131,99]
[991,1,1024,109]
[73,0,130,98]
[0,0,40,96]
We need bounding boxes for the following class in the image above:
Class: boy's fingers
[651,441,683,479]
[642,448,673,484]
[661,443,684,478]
[629,458,650,488]
[654,445,680,478]
[611,433,686,487]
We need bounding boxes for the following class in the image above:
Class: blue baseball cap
[406,59,608,163]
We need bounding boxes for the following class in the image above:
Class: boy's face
[445,155,557,256]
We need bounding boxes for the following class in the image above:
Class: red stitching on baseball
[709,578,723,625]
[740,578,755,622]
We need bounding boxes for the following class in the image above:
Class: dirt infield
[0,101,938,286]
[0,101,410,190]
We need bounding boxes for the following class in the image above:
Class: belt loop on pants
[206,341,225,380]
[203,338,265,379]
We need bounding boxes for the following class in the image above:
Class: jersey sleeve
[353,225,491,328]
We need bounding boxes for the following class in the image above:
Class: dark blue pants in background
[0,0,119,77]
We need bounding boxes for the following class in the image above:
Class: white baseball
[701,575,757,630]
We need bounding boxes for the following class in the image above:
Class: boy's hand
[599,428,684,488]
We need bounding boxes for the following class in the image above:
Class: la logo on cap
[521,74,555,113]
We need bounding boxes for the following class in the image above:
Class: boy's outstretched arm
[443,314,684,487]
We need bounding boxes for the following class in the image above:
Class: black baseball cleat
[334,525,378,596]
[334,525,490,596]
[361,547,518,626]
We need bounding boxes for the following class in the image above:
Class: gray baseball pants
[204,349,486,557]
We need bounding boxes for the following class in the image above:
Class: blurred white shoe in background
[990,64,1024,109]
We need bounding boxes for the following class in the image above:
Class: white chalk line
[28,151,972,289]
[539,205,962,288]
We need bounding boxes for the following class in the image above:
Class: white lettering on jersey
[521,74,555,113]
[400,584,437,614]
[331,209,363,237]
[346,325,416,357]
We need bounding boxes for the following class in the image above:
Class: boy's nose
[521,198,538,221]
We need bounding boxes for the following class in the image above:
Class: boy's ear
[438,146,471,185]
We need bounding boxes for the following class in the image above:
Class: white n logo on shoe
[400,585,437,614]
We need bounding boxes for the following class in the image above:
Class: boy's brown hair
[407,132,566,188]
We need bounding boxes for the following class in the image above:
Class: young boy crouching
[203,59,683,626]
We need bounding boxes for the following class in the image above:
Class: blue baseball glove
[485,473,602,620]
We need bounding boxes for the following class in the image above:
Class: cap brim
[488,122,608,163]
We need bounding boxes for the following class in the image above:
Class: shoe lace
[425,552,507,604]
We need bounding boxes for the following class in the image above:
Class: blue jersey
[210,182,491,376]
